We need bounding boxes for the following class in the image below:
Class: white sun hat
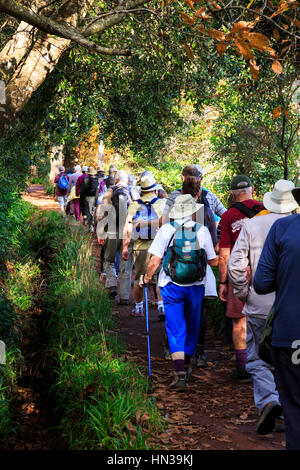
[263,179,298,214]
[169,194,202,219]
[140,174,159,192]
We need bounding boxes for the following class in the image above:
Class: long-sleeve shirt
[165,188,226,218]
[253,214,300,348]
[228,212,288,317]
[67,172,82,194]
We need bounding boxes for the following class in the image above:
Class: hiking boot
[131,306,144,317]
[274,417,285,433]
[185,364,192,382]
[169,372,186,392]
[196,352,207,368]
[107,287,117,299]
[119,299,130,306]
[257,402,282,435]
[158,306,165,321]
[231,367,252,384]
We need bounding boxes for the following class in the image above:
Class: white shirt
[148,217,216,288]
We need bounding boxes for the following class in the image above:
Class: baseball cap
[231,175,252,190]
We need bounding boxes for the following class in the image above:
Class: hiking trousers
[246,316,279,414]
[104,235,133,301]
[160,282,204,356]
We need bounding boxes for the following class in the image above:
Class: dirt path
[21,185,285,451]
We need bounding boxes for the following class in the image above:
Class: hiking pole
[144,285,153,392]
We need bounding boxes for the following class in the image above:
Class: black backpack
[82,176,99,196]
[231,202,263,219]
[111,185,131,226]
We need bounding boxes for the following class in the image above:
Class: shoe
[107,288,117,299]
[158,306,165,321]
[169,372,186,391]
[274,417,285,433]
[231,367,252,384]
[185,364,192,382]
[257,402,282,435]
[119,299,130,305]
[196,352,207,368]
[131,306,144,317]
[163,344,172,361]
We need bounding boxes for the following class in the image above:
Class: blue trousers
[160,282,205,356]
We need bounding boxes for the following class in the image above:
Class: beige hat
[140,174,159,192]
[169,194,202,219]
[263,179,298,213]
[88,166,97,176]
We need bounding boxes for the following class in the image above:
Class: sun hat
[292,187,300,206]
[231,175,252,190]
[263,180,298,213]
[88,166,97,176]
[58,165,65,172]
[140,174,159,192]
[74,164,81,172]
[169,194,202,219]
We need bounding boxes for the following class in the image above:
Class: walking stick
[144,286,153,392]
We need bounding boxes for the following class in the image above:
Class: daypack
[163,221,207,285]
[133,198,159,240]
[82,176,99,196]
[58,173,69,190]
[111,185,131,226]
[231,202,263,219]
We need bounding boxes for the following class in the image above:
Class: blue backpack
[163,221,207,284]
[133,198,159,240]
[58,174,69,190]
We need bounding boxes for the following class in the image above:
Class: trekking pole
[144,285,153,391]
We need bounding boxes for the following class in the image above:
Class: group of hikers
[53,162,300,450]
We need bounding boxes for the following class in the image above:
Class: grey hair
[114,170,128,184]
[231,186,253,197]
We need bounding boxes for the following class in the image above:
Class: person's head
[140,173,158,195]
[181,165,202,183]
[109,164,118,176]
[292,187,300,207]
[74,164,81,173]
[263,180,298,214]
[58,165,65,173]
[88,167,97,176]
[114,170,128,185]
[105,176,115,188]
[157,187,167,199]
[230,175,253,202]
[128,174,137,187]
[82,165,89,173]
[182,176,201,199]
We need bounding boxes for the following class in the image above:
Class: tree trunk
[0,0,94,137]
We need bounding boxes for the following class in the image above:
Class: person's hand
[219,283,228,302]
[139,274,151,288]
[122,248,129,260]
[97,237,105,246]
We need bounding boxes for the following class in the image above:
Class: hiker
[67,165,82,221]
[122,173,166,318]
[128,174,140,201]
[163,165,226,223]
[53,165,70,216]
[181,174,219,368]
[96,170,133,303]
[253,187,300,450]
[80,167,99,232]
[228,180,298,434]
[75,166,89,224]
[140,194,218,391]
[218,175,264,383]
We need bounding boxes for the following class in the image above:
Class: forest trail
[19,185,285,451]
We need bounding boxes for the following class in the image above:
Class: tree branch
[0,0,131,55]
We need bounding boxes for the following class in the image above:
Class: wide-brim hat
[169,194,202,219]
[88,166,97,176]
[140,174,159,192]
[292,188,300,206]
[263,179,298,213]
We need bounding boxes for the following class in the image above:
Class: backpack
[58,173,69,190]
[231,202,263,219]
[133,198,159,240]
[163,221,207,285]
[111,185,131,226]
[84,176,99,196]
